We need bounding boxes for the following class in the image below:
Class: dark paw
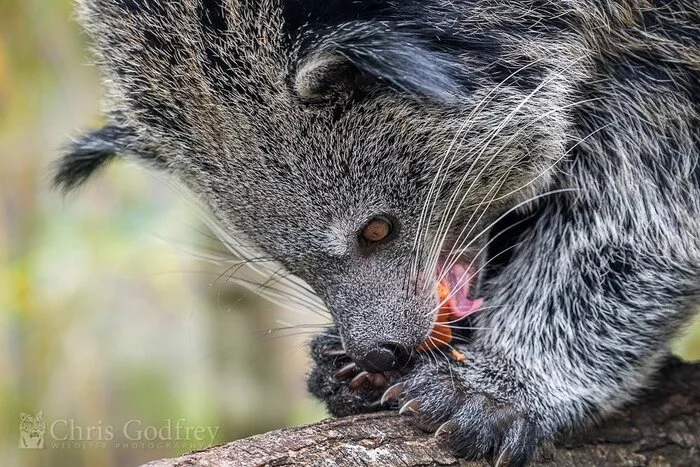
[307,331,394,416]
[383,364,540,466]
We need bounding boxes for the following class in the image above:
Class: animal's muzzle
[354,342,411,372]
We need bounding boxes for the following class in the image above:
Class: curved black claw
[380,382,405,405]
[399,398,421,415]
[394,364,540,466]
[307,330,393,417]
[434,419,458,438]
[334,362,360,380]
[322,348,347,358]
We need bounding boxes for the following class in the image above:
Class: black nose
[356,343,411,372]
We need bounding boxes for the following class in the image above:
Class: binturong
[54,1,699,465]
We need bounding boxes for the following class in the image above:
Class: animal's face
[58,0,584,371]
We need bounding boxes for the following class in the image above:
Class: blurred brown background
[0,1,698,466]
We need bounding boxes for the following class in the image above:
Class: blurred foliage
[0,1,326,466]
[0,1,698,466]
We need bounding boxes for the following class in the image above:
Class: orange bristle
[418,281,467,362]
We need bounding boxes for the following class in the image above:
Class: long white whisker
[429,239,525,317]
[464,122,611,209]
[436,121,609,283]
[421,56,589,284]
[231,279,328,317]
[423,59,587,282]
[142,172,332,321]
[449,188,577,261]
[434,158,520,286]
[440,305,513,326]
[410,58,550,287]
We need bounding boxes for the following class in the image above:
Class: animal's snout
[355,342,411,372]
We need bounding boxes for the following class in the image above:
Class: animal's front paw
[306,330,398,416]
[383,358,540,466]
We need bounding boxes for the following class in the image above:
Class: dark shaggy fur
[55,1,699,465]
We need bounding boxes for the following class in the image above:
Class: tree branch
[143,360,699,466]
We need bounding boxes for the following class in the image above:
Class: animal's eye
[360,216,394,244]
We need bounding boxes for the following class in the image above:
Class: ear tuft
[295,53,351,101]
[292,23,464,104]
[52,124,128,192]
[294,53,374,101]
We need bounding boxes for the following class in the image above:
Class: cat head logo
[19,411,45,449]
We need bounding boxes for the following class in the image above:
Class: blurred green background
[0,1,329,466]
[0,1,698,466]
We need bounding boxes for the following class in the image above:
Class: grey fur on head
[55,1,699,465]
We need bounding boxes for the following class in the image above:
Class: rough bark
[143,360,699,467]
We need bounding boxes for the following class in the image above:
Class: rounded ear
[53,122,164,192]
[294,53,369,101]
[291,22,463,104]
